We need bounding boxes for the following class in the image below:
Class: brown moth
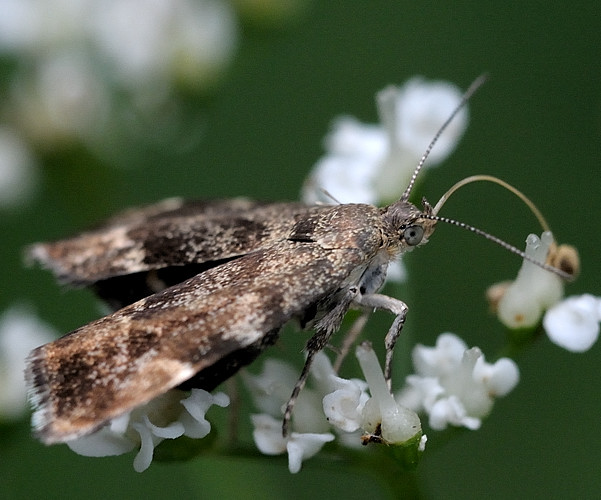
[25,76,570,446]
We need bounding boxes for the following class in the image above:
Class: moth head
[381,197,437,253]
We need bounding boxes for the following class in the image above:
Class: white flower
[496,232,564,329]
[543,294,601,352]
[0,0,89,54]
[87,0,237,91]
[302,77,468,206]
[0,127,38,208]
[243,358,302,417]
[12,49,111,146]
[321,374,369,433]
[397,333,519,431]
[251,414,334,474]
[0,0,41,53]
[0,305,57,420]
[66,388,229,472]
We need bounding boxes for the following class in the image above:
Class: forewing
[26,240,368,444]
[28,198,320,285]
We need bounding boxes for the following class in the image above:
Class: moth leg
[281,334,326,437]
[282,286,359,437]
[355,293,408,390]
[333,312,370,373]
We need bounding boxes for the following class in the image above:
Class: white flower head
[0,0,89,54]
[302,77,468,206]
[496,232,564,329]
[397,333,519,431]
[66,388,229,472]
[543,294,601,352]
[88,0,237,91]
[12,49,111,146]
[0,305,57,420]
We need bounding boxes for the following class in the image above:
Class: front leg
[355,293,409,389]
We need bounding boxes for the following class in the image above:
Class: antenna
[423,212,575,281]
[400,74,487,202]
[425,175,577,281]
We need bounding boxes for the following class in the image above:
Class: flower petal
[250,414,287,455]
[66,427,136,457]
[543,294,601,352]
[286,432,335,473]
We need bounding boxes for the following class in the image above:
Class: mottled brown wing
[25,240,370,444]
[28,198,322,285]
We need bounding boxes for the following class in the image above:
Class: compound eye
[403,225,424,246]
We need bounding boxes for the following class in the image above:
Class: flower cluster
[489,231,599,353]
[0,0,238,207]
[66,388,229,472]
[495,232,564,330]
[245,333,521,471]
[302,77,468,206]
[245,345,424,473]
[396,333,519,430]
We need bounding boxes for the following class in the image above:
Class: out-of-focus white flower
[0,305,56,420]
[543,294,601,352]
[1,0,238,156]
[88,0,237,91]
[66,388,229,472]
[0,0,41,52]
[0,127,38,208]
[302,77,468,206]
[496,232,564,329]
[396,333,519,431]
[0,0,89,54]
[12,50,111,146]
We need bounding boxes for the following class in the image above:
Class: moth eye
[403,225,424,246]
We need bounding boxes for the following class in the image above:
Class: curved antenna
[426,174,575,281]
[432,174,551,232]
[400,74,488,202]
[426,174,575,280]
[421,213,574,281]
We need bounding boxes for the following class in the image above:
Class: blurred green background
[2,1,600,499]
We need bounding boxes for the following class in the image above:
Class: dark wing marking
[25,240,369,444]
[28,198,323,285]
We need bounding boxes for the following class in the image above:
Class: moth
[25,76,570,446]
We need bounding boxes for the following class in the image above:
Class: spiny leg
[282,328,331,437]
[355,293,408,390]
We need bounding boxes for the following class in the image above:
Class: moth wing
[28,198,320,285]
[26,241,368,444]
